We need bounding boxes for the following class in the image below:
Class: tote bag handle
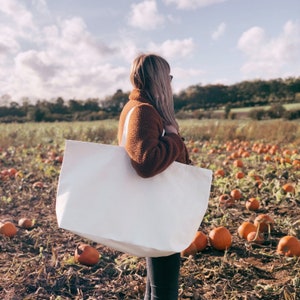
[121,106,165,147]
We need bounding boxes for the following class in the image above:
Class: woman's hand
[165,124,178,135]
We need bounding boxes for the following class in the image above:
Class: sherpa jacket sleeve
[119,102,189,178]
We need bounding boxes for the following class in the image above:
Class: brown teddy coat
[118,88,190,178]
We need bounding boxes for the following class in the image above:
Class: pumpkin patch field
[0,119,300,300]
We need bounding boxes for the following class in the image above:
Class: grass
[0,119,300,148]
[0,120,118,148]
[214,102,300,114]
[179,119,300,144]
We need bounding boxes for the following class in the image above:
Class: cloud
[212,22,226,40]
[148,38,195,59]
[128,0,164,30]
[237,20,300,78]
[15,50,60,81]
[164,0,226,10]
[0,11,127,101]
[54,17,116,58]
[171,66,205,93]
[0,27,20,57]
[0,0,35,29]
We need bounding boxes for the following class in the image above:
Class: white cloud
[15,50,60,81]
[128,0,164,30]
[238,26,265,56]
[55,17,116,58]
[0,27,20,57]
[212,22,226,40]
[171,66,205,93]
[148,38,195,59]
[164,0,226,10]
[237,20,300,78]
[0,12,127,101]
[0,0,35,29]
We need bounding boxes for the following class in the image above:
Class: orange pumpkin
[282,183,295,193]
[209,226,232,251]
[32,181,44,189]
[7,168,18,177]
[247,231,264,244]
[181,231,208,256]
[233,159,243,168]
[192,147,199,153]
[181,242,198,257]
[276,236,300,257]
[235,171,245,179]
[254,214,274,233]
[18,217,34,229]
[230,189,242,200]
[0,221,17,237]
[214,169,225,177]
[292,159,300,169]
[282,149,292,156]
[245,198,260,211]
[74,244,100,266]
[219,194,235,208]
[193,231,208,252]
[263,155,272,162]
[237,221,257,239]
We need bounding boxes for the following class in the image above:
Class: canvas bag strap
[121,106,136,147]
[121,106,166,147]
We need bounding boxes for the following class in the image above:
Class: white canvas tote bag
[56,110,212,257]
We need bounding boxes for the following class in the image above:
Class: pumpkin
[219,194,235,209]
[7,168,18,177]
[292,159,300,169]
[192,147,199,153]
[254,214,274,233]
[233,159,243,168]
[263,155,272,162]
[181,231,208,257]
[18,217,34,229]
[230,189,242,200]
[245,198,260,211]
[282,183,295,193]
[237,221,257,239]
[214,169,225,177]
[0,221,17,237]
[209,226,232,251]
[32,181,44,189]
[74,244,100,266]
[235,171,245,179]
[193,231,208,252]
[276,236,300,257]
[247,231,264,244]
[181,242,198,257]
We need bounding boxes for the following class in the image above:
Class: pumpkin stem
[76,245,83,255]
[253,223,260,241]
[267,223,272,241]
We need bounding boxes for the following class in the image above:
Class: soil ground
[1,141,300,300]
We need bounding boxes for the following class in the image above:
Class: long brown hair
[130,53,179,131]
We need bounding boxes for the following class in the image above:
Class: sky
[0,0,299,103]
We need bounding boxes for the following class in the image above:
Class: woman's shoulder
[123,100,158,118]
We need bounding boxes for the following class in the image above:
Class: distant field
[0,118,300,148]
[215,102,300,114]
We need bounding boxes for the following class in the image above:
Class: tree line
[0,77,299,123]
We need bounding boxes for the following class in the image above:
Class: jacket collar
[129,88,152,104]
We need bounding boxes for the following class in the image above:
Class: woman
[118,53,190,299]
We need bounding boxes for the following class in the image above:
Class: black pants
[144,253,180,300]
